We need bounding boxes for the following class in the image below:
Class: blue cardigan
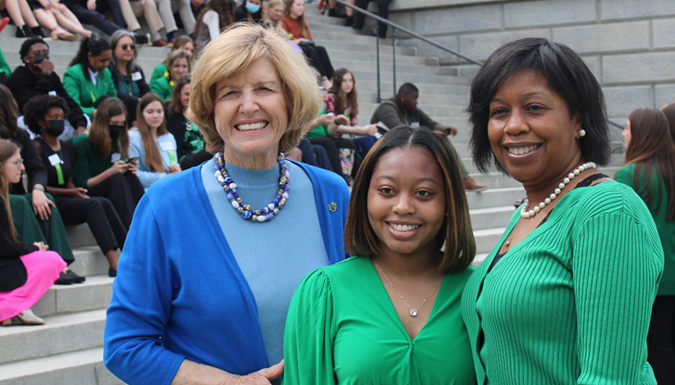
[104,161,350,385]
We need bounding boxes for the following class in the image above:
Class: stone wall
[377,0,675,121]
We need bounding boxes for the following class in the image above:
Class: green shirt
[0,47,11,78]
[283,256,477,385]
[462,181,662,385]
[616,162,675,295]
[305,109,329,139]
[150,64,167,84]
[63,63,117,119]
[71,133,124,188]
[149,73,173,101]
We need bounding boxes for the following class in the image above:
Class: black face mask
[33,53,49,65]
[44,119,65,137]
[109,124,124,141]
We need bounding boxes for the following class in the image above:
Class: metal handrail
[332,0,482,103]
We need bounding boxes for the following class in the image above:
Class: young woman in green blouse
[63,36,117,120]
[616,108,675,384]
[149,50,190,101]
[283,126,477,385]
[462,37,662,385]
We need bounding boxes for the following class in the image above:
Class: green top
[283,256,477,385]
[182,121,205,161]
[305,109,329,139]
[616,162,675,295]
[149,72,173,101]
[71,133,125,188]
[462,181,663,385]
[150,64,167,84]
[0,47,11,78]
[63,63,117,119]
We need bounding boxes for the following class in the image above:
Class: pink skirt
[0,251,66,322]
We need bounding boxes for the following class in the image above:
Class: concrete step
[469,206,515,231]
[32,275,114,318]
[69,247,110,278]
[330,58,458,77]
[0,309,106,365]
[319,40,415,56]
[465,187,526,209]
[472,252,490,267]
[323,48,434,65]
[474,227,506,254]
[0,347,122,385]
[65,224,98,249]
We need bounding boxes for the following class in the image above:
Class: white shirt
[88,67,98,87]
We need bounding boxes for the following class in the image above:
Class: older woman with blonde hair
[104,23,350,385]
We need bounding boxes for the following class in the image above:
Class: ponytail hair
[69,35,111,69]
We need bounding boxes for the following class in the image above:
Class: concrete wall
[381,0,675,121]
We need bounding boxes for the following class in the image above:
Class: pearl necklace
[213,151,290,222]
[374,260,439,317]
[520,162,596,219]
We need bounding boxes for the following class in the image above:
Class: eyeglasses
[120,44,136,51]
[10,159,23,167]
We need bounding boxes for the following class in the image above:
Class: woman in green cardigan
[149,50,190,101]
[149,36,194,84]
[63,36,117,120]
[462,37,662,385]
[616,108,675,384]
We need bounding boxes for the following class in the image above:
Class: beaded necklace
[213,150,290,222]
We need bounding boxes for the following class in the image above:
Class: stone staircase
[0,6,625,384]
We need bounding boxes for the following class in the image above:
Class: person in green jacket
[0,46,11,79]
[149,50,190,101]
[63,36,117,120]
[462,37,662,385]
[616,108,675,384]
[149,36,194,84]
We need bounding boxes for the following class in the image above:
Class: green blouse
[71,133,127,188]
[282,256,477,385]
[149,72,173,101]
[616,162,675,295]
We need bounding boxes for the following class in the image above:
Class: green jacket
[63,63,117,119]
[616,162,675,295]
[150,64,167,84]
[71,133,126,188]
[150,74,173,101]
[0,47,11,78]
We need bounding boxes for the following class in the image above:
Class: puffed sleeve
[282,269,336,385]
[104,193,186,385]
[572,207,663,384]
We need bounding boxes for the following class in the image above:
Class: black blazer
[0,198,38,291]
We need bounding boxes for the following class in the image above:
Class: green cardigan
[71,133,126,188]
[150,64,167,84]
[616,162,675,295]
[462,181,663,385]
[149,73,173,101]
[63,63,117,119]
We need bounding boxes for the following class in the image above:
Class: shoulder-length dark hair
[661,103,675,145]
[345,126,476,274]
[467,37,610,174]
[0,85,19,139]
[109,30,138,75]
[69,35,111,70]
[136,93,168,172]
[89,97,129,158]
[168,74,191,116]
[328,68,359,119]
[0,139,20,241]
[624,108,675,221]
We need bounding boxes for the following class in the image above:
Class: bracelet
[105,170,110,178]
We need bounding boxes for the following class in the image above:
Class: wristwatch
[33,184,45,191]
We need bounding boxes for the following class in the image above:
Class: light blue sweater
[201,158,328,369]
[128,129,178,189]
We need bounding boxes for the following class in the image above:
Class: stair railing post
[392,27,396,96]
[376,24,381,103]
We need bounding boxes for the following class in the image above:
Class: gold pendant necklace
[374,260,439,317]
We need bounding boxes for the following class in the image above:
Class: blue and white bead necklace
[214,150,290,222]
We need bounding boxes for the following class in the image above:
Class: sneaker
[55,271,76,285]
[65,269,86,283]
[152,39,169,47]
[135,33,151,46]
[15,25,34,38]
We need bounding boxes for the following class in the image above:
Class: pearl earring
[578,129,586,137]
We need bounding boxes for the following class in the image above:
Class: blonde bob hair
[189,23,322,153]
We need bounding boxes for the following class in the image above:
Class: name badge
[48,153,62,166]
[111,153,121,162]
[131,72,142,81]
[411,122,420,128]
[48,91,57,96]
[160,141,176,151]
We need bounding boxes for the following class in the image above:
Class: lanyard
[54,163,64,185]
[167,150,176,165]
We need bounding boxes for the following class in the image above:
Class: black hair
[69,35,111,68]
[20,37,49,61]
[467,37,610,174]
[23,95,70,135]
[397,83,418,97]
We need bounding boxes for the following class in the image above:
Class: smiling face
[268,3,284,21]
[622,120,632,150]
[289,0,304,19]
[88,50,112,73]
[181,42,194,58]
[142,101,164,130]
[367,146,446,259]
[114,36,135,62]
[213,56,288,168]
[2,150,24,185]
[487,69,582,188]
[170,58,189,82]
[341,72,354,94]
[180,83,191,110]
